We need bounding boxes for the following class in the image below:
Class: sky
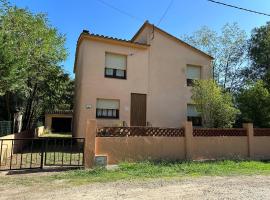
[9,0,270,78]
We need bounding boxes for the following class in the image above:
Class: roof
[87,33,149,47]
[45,110,73,115]
[73,31,149,73]
[74,21,213,73]
[131,21,214,60]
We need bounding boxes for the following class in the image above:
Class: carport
[45,110,73,132]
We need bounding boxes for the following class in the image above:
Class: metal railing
[0,137,85,171]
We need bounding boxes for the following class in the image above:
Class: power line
[207,0,270,17]
[96,0,144,22]
[157,0,174,26]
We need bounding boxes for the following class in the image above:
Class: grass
[51,160,270,184]
[40,132,72,138]
[1,160,270,186]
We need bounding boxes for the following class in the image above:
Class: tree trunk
[22,83,38,130]
[4,92,11,121]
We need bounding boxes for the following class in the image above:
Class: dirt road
[1,175,270,199]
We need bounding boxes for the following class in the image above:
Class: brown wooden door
[130,93,147,126]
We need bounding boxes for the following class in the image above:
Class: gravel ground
[0,175,270,200]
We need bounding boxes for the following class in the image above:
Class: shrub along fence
[82,120,270,167]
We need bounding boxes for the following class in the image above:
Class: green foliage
[50,160,270,184]
[183,23,248,92]
[0,2,67,96]
[247,22,270,81]
[1,160,270,186]
[0,1,72,129]
[191,80,239,128]
[237,80,270,127]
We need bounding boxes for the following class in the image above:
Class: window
[96,99,120,119]
[105,53,127,79]
[186,65,201,86]
[187,104,202,126]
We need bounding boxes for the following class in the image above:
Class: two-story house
[73,21,213,137]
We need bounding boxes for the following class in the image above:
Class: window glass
[187,104,200,117]
[105,68,114,76]
[116,69,125,77]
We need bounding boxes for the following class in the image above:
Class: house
[73,21,213,137]
[45,110,73,132]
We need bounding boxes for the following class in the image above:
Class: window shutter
[97,99,120,109]
[105,53,127,70]
[187,65,201,80]
[187,104,200,117]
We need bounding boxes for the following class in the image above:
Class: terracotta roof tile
[83,32,149,46]
[45,110,73,115]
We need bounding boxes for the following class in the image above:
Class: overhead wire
[96,0,145,22]
[207,0,270,17]
[157,0,174,26]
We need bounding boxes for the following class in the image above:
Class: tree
[182,23,248,92]
[191,80,239,128]
[0,1,71,130]
[236,80,270,127]
[245,22,270,86]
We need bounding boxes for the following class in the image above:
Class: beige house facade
[73,21,213,137]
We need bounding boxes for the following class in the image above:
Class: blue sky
[10,0,270,78]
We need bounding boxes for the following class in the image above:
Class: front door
[130,93,147,126]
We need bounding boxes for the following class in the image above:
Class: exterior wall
[74,27,212,137]
[96,137,185,164]
[253,137,270,160]
[80,121,270,166]
[0,129,35,162]
[0,134,15,163]
[145,27,212,127]
[74,39,149,137]
[45,114,73,130]
[73,42,85,137]
[35,126,45,137]
[192,137,248,159]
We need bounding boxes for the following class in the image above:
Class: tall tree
[246,22,270,87]
[191,80,239,128]
[0,1,71,130]
[182,23,248,92]
[236,80,270,127]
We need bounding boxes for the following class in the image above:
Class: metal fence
[0,137,85,171]
[0,121,12,137]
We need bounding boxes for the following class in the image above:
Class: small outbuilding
[45,110,73,132]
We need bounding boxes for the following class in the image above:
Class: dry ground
[0,172,270,200]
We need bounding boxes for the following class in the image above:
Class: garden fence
[0,121,12,137]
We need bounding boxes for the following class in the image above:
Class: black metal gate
[44,138,84,167]
[0,137,85,171]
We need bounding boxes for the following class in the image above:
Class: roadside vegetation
[1,160,270,186]
[54,160,270,184]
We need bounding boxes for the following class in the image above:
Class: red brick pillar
[84,119,97,168]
